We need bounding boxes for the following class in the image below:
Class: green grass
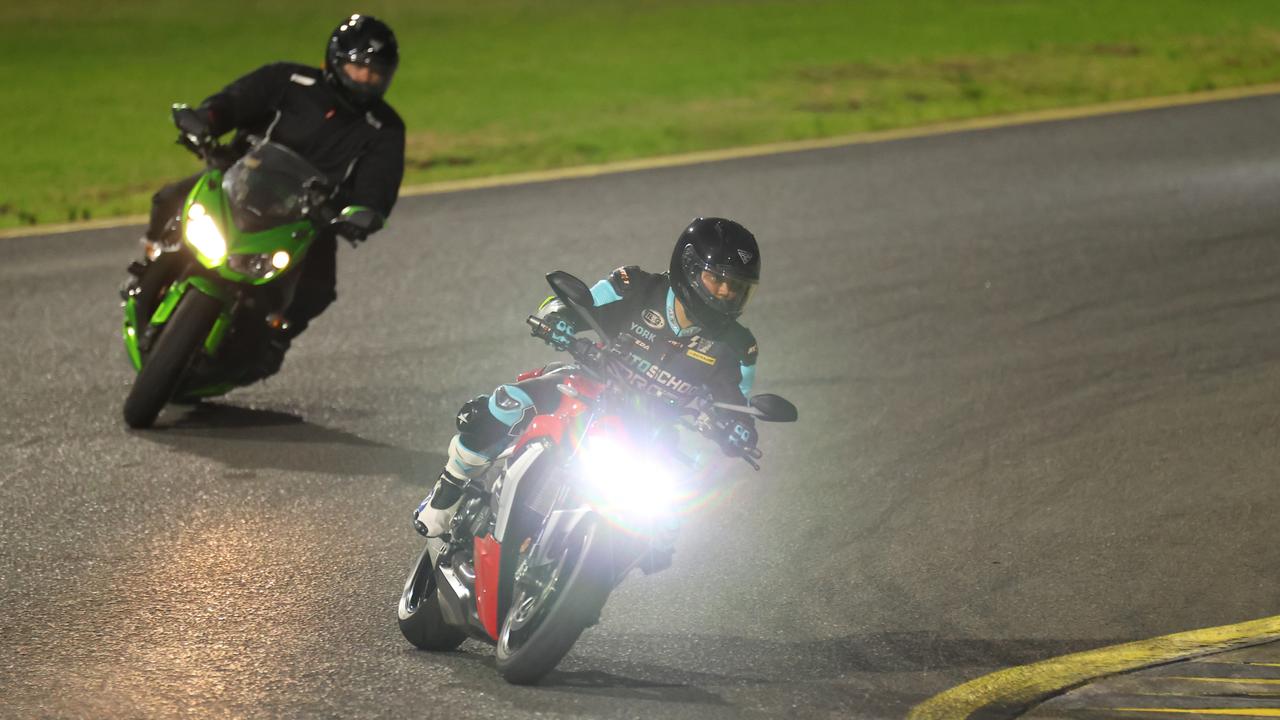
[7,0,1280,228]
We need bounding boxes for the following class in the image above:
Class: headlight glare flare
[184,203,227,265]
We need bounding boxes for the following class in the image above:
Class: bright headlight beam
[580,436,681,517]
[271,251,290,270]
[184,203,227,265]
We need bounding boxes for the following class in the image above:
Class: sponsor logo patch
[738,249,754,263]
[289,73,317,86]
[629,322,657,342]
[642,308,665,330]
[686,349,717,366]
[622,353,696,396]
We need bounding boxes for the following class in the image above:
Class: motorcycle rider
[413,217,764,549]
[136,14,405,380]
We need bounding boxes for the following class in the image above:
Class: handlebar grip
[313,204,338,226]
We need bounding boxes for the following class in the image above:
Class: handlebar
[173,119,342,234]
[527,314,764,469]
[526,316,607,369]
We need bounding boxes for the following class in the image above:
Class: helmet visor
[681,246,757,318]
[338,57,395,97]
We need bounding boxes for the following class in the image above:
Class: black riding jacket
[539,266,759,409]
[199,62,405,220]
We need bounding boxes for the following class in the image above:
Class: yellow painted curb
[907,614,1280,720]
[7,81,1280,242]
[1111,710,1280,717]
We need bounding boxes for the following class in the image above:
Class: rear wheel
[495,517,613,685]
[398,544,467,651]
[123,290,222,429]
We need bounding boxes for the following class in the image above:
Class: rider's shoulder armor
[278,62,322,83]
[604,265,655,298]
[715,321,759,367]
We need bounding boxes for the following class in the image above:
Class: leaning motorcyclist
[414,217,765,550]
[136,14,405,380]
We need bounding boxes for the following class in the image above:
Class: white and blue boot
[413,435,494,538]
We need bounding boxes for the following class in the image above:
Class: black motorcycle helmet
[324,14,399,108]
[669,217,761,328]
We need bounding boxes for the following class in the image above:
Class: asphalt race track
[5,95,1280,719]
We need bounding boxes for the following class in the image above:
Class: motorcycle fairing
[476,440,557,641]
[493,443,549,544]
[474,534,502,640]
[514,366,548,383]
[511,372,603,453]
[183,170,316,284]
[513,414,569,452]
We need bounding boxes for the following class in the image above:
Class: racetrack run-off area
[4,94,1280,718]
[9,0,1280,229]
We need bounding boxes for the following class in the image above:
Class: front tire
[123,290,221,429]
[495,518,613,685]
[132,251,186,337]
[398,544,467,651]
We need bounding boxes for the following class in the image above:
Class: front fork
[122,270,234,371]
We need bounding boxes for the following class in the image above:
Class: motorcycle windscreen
[221,142,326,233]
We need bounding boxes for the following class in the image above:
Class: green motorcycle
[120,106,379,429]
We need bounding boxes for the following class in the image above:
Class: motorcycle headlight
[578,435,682,518]
[184,203,227,266]
[227,250,290,279]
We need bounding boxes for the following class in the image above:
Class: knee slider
[488,384,535,429]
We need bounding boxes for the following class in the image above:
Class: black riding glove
[333,223,370,245]
[329,206,384,246]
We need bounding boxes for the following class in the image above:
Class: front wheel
[123,289,222,429]
[398,544,467,651]
[495,517,613,685]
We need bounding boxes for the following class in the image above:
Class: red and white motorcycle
[396,271,798,684]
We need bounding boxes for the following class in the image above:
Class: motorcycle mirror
[546,271,609,340]
[330,206,381,233]
[748,394,798,422]
[546,271,592,308]
[712,393,799,422]
[171,104,207,137]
